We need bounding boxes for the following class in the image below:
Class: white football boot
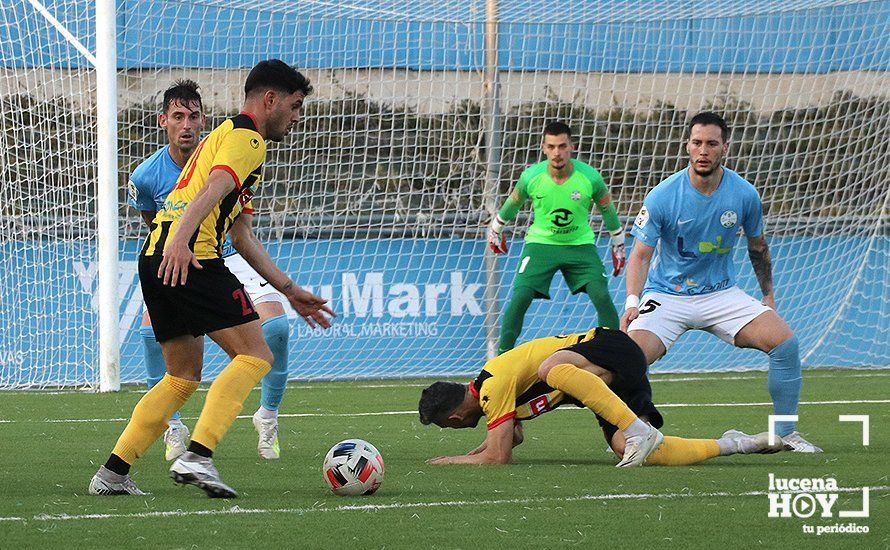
[781,431,823,453]
[163,422,190,461]
[721,429,785,454]
[252,409,281,460]
[88,466,148,496]
[169,451,238,498]
[617,424,664,467]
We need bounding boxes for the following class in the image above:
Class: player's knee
[537,352,579,382]
[768,334,799,358]
[261,314,290,343]
[537,356,563,382]
[253,345,274,366]
[537,361,553,382]
[166,362,202,382]
[628,330,663,365]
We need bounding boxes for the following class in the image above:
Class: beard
[691,160,721,177]
[692,165,716,177]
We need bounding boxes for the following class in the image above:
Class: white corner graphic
[767,415,798,446]
[839,487,870,518]
[838,414,870,446]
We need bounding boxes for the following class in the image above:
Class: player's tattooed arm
[747,235,775,304]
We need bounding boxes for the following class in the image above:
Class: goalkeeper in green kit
[488,122,626,354]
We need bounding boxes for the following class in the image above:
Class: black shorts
[139,255,259,342]
[561,328,663,440]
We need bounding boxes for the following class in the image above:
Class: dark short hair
[543,121,572,139]
[245,59,314,97]
[688,111,730,142]
[418,382,466,426]
[162,79,202,113]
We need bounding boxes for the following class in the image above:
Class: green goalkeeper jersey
[515,159,609,246]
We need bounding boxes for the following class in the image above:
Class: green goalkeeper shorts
[512,242,607,299]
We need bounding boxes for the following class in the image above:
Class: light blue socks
[767,336,802,437]
[142,314,290,416]
[259,314,290,412]
[140,325,180,422]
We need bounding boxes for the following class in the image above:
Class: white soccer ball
[322,439,385,496]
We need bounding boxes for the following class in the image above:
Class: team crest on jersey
[635,206,649,228]
[720,210,738,228]
[250,138,260,149]
[571,190,581,201]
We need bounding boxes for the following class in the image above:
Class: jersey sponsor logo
[634,206,649,228]
[683,278,731,295]
[160,199,188,216]
[677,235,732,257]
[127,180,139,203]
[698,235,731,254]
[550,208,573,227]
[678,218,694,225]
[720,210,738,228]
[677,236,697,258]
[259,281,269,287]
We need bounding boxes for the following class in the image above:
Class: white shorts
[223,253,286,306]
[627,286,771,350]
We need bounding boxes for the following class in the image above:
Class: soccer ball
[322,439,385,496]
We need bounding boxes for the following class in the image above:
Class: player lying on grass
[419,328,782,466]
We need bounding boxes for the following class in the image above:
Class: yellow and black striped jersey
[142,112,264,259]
[470,329,597,429]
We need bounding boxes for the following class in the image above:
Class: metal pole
[482,0,502,360]
[96,0,120,391]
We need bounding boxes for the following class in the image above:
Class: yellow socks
[644,437,720,465]
[545,364,637,430]
[191,354,271,452]
[112,374,199,464]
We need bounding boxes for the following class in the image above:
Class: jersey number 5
[639,299,661,315]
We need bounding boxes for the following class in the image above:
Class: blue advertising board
[0,236,886,387]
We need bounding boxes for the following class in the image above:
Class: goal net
[1,0,888,388]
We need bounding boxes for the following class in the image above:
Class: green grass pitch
[0,369,887,549]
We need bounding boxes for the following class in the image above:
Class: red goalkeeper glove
[609,229,626,277]
[487,215,508,254]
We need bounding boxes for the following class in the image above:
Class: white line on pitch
[16,369,890,395]
[0,485,884,524]
[6,398,888,425]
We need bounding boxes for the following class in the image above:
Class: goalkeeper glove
[487,215,508,254]
[609,229,626,276]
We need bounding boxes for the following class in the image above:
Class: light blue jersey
[127,145,238,257]
[127,145,181,212]
[630,167,763,296]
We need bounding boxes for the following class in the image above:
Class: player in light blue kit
[127,80,290,460]
[621,112,820,453]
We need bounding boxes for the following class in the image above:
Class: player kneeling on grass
[419,328,782,466]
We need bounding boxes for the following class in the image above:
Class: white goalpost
[95,0,119,391]
[0,1,887,389]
